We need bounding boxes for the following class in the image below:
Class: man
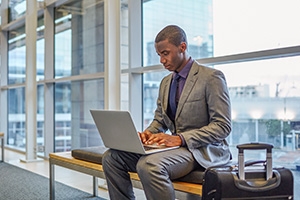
[102,25,232,200]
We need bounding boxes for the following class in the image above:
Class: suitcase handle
[232,170,281,192]
[237,142,273,153]
[236,143,273,180]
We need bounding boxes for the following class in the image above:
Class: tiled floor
[3,149,146,200]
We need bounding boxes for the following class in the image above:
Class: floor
[3,149,146,200]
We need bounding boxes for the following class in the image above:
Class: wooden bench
[49,150,203,200]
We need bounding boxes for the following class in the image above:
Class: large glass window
[8,87,25,149]
[213,0,300,56]
[37,17,45,80]
[37,84,44,155]
[143,0,213,66]
[8,26,26,85]
[54,80,104,152]
[215,56,300,148]
[54,0,105,78]
[7,26,26,149]
[7,20,44,150]
[54,0,105,151]
[141,0,300,179]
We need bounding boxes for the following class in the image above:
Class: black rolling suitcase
[202,143,293,200]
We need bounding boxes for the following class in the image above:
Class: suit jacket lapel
[163,74,172,113]
[175,63,199,119]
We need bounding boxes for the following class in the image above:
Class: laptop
[90,110,179,154]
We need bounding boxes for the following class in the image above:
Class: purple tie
[169,73,180,121]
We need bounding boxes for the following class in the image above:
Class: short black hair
[155,25,187,46]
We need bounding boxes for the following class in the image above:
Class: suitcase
[202,143,293,200]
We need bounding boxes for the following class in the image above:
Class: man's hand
[138,130,182,147]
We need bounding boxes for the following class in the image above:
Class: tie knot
[174,73,180,81]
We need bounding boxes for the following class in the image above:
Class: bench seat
[49,147,204,200]
[71,146,205,184]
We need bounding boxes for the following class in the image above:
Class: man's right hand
[138,130,153,144]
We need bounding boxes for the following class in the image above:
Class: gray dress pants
[102,147,199,200]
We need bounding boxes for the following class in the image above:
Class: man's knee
[136,156,166,178]
[102,149,116,168]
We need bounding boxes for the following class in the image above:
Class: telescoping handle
[236,143,274,180]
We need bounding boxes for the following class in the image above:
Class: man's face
[155,39,186,72]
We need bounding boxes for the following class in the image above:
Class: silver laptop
[90,110,179,154]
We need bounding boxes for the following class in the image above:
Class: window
[141,0,300,173]
[55,0,105,78]
[54,0,105,151]
[9,0,26,21]
[54,80,104,151]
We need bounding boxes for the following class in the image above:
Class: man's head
[155,25,188,47]
[155,25,190,72]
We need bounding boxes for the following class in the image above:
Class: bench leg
[93,176,98,196]
[50,160,55,200]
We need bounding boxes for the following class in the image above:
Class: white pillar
[44,5,55,157]
[22,0,38,162]
[104,0,121,110]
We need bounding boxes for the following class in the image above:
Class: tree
[264,119,291,138]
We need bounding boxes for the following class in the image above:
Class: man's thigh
[138,147,199,180]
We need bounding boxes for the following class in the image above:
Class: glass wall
[7,87,25,148]
[54,0,105,78]
[8,26,26,85]
[141,0,300,173]
[141,0,300,143]
[7,25,26,150]
[7,16,45,152]
[216,56,300,147]
[213,0,300,56]
[143,0,213,66]
[54,0,105,151]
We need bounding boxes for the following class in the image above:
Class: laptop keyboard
[143,145,161,151]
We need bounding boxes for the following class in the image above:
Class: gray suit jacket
[146,61,232,168]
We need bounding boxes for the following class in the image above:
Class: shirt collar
[173,57,193,79]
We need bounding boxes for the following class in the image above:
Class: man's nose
[160,57,166,64]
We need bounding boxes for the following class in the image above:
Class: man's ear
[180,42,187,52]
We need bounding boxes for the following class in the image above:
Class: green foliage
[264,119,292,137]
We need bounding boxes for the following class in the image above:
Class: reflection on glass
[8,19,45,84]
[37,84,44,156]
[37,17,45,80]
[54,79,104,152]
[53,0,106,151]
[215,56,300,148]
[9,0,26,21]
[8,87,25,150]
[54,0,105,78]
[8,26,26,85]
[143,0,213,66]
